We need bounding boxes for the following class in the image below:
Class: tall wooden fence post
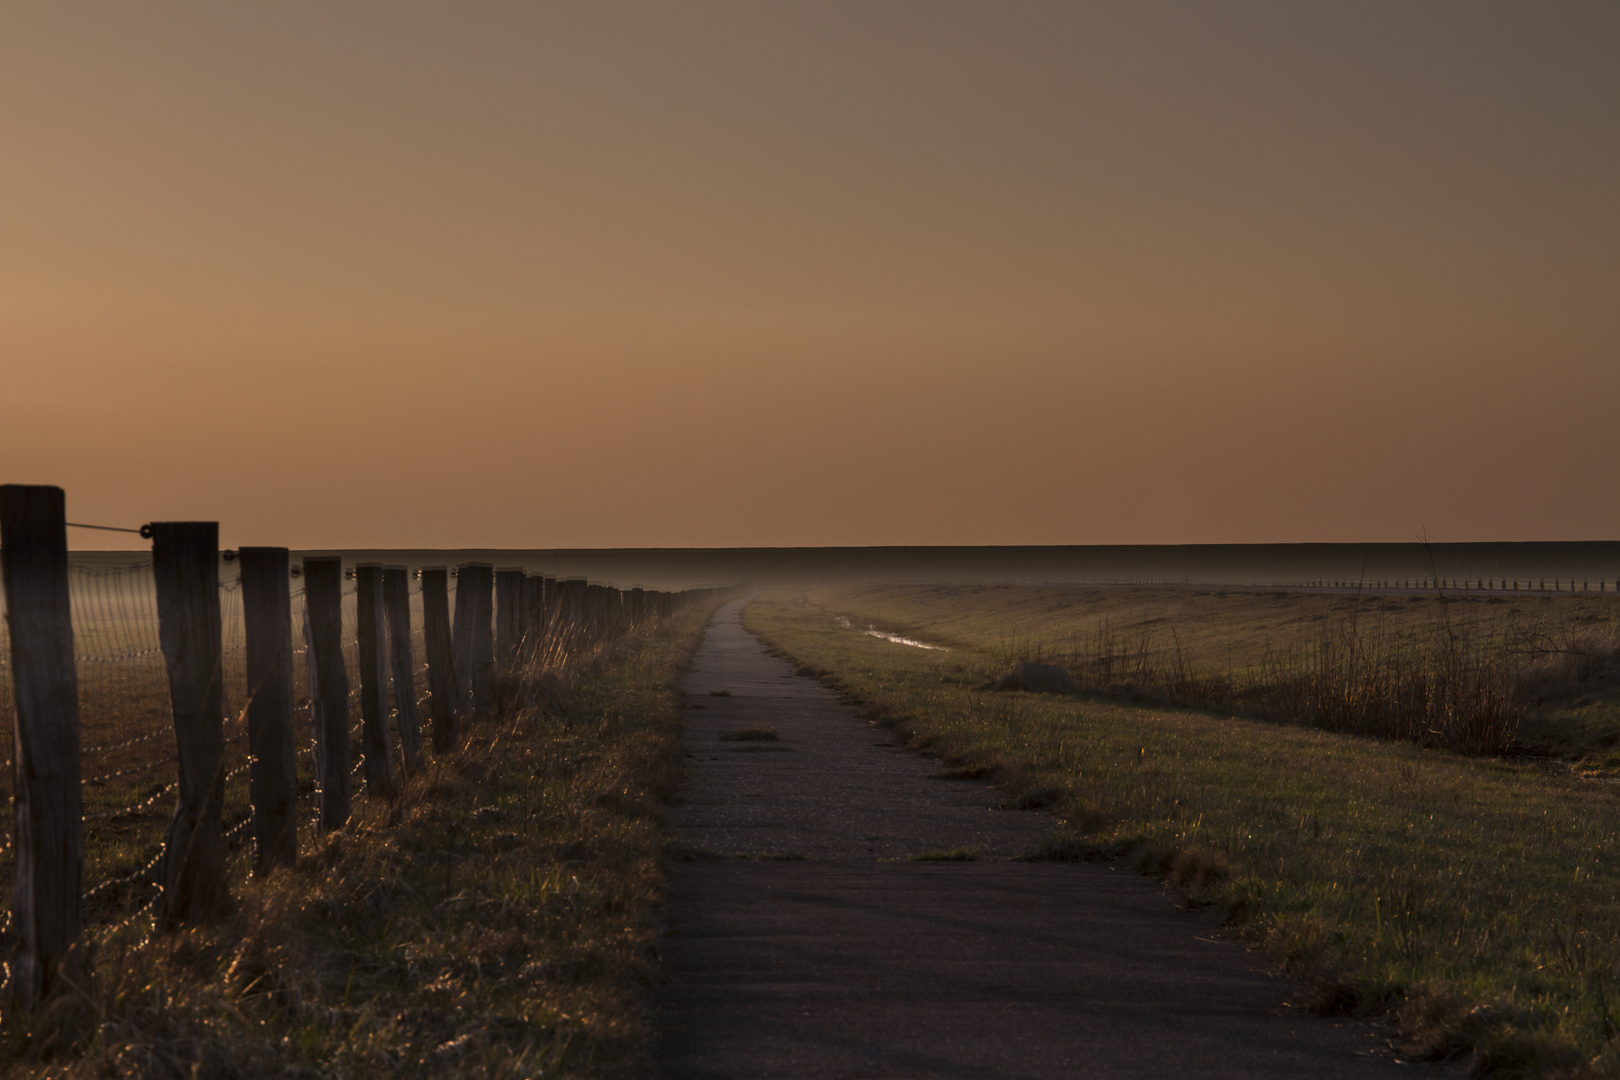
[495,568,524,681]
[457,563,495,714]
[420,567,458,753]
[382,566,424,774]
[451,567,475,711]
[240,547,297,873]
[303,557,351,830]
[562,579,587,648]
[355,564,398,799]
[0,485,85,1007]
[150,521,228,927]
[522,575,544,664]
[541,576,557,630]
[586,584,607,642]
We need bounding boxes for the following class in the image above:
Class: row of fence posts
[0,484,720,1009]
[1101,579,1614,593]
[1320,578,1614,592]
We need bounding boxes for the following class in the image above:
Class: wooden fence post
[0,485,85,1006]
[303,557,351,830]
[354,564,398,799]
[451,567,474,710]
[586,584,608,641]
[150,521,227,927]
[420,567,458,753]
[560,579,587,647]
[459,564,495,713]
[541,576,557,628]
[495,567,524,678]
[522,575,544,663]
[239,547,296,873]
[382,566,424,775]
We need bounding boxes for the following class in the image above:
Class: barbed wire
[82,727,170,756]
[75,648,165,664]
[94,882,164,946]
[84,781,177,823]
[2,554,668,951]
[83,757,176,785]
[84,838,167,906]
[65,522,144,535]
[223,815,253,845]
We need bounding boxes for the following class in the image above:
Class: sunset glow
[4,2,1616,549]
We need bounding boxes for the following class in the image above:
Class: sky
[3,2,1617,550]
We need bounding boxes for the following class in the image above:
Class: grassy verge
[4,606,713,1079]
[748,590,1620,1077]
[804,581,1620,761]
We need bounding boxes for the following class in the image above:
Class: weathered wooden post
[541,576,558,627]
[150,521,228,927]
[382,567,424,774]
[0,485,85,1006]
[458,563,495,713]
[354,564,398,799]
[303,557,351,830]
[420,567,458,753]
[451,567,474,709]
[561,578,586,629]
[522,575,544,663]
[513,575,530,659]
[586,584,609,641]
[239,547,297,873]
[494,567,525,677]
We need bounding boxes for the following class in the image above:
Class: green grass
[791,581,1620,759]
[746,588,1620,1077]
[4,605,717,1078]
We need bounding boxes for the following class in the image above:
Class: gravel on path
[656,598,1420,1079]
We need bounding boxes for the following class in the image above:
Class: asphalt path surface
[656,598,1424,1079]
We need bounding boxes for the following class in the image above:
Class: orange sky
[4,2,1617,550]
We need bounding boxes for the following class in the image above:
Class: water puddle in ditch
[833,616,947,651]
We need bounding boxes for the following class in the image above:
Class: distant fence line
[1034,578,1617,594]
[1314,577,1614,593]
[0,484,731,1010]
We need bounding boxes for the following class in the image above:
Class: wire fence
[0,516,714,1001]
[0,560,360,946]
[1017,577,1619,594]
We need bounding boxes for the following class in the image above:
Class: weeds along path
[657,598,1411,1080]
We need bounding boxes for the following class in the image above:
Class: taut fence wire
[0,485,730,1009]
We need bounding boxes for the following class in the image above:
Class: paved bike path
[656,598,1416,1079]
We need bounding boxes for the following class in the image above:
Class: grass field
[797,582,1620,761]
[3,602,713,1078]
[746,585,1620,1077]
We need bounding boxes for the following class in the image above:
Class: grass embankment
[811,582,1620,762]
[747,588,1620,1077]
[5,607,713,1079]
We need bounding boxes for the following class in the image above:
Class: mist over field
[66,541,1620,591]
